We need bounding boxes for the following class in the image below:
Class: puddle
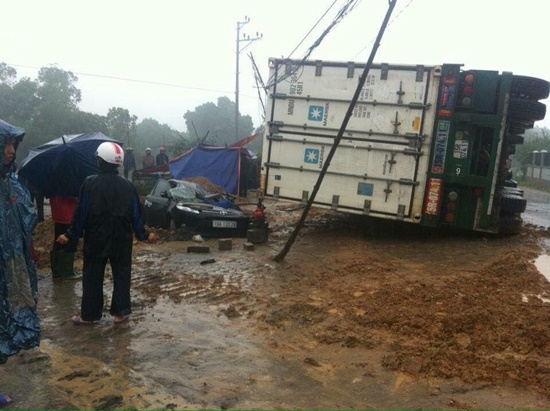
[535,238,550,282]
[535,254,550,282]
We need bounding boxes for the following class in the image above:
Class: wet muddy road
[3,191,550,410]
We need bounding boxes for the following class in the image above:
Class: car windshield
[167,180,211,202]
[169,185,201,202]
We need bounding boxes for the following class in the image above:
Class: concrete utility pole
[235,16,262,141]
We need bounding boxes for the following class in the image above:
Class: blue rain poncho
[0,119,40,363]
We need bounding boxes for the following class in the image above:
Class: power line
[351,0,415,60]
[264,0,361,89]
[5,62,234,96]
[285,0,339,59]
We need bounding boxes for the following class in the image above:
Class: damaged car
[142,179,250,238]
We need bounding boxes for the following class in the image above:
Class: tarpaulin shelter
[169,145,258,196]
[133,133,261,196]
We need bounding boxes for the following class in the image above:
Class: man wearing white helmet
[142,147,154,169]
[57,142,156,325]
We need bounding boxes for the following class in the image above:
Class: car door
[143,179,172,228]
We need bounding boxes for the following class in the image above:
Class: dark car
[142,179,250,238]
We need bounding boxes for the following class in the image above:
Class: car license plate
[212,220,237,228]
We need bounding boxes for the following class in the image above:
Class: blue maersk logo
[308,105,324,121]
[304,148,319,164]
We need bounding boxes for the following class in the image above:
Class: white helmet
[96,142,124,165]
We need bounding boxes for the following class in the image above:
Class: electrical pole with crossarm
[235,16,262,141]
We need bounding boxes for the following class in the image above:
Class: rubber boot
[58,252,82,281]
[50,250,61,281]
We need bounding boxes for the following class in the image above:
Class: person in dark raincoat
[57,142,155,325]
[0,120,40,405]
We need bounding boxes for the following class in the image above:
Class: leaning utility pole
[235,16,262,141]
[274,0,398,261]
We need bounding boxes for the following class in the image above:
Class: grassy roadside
[517,179,550,193]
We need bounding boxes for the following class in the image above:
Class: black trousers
[34,193,45,221]
[80,243,133,321]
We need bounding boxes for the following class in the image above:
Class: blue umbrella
[18,131,123,197]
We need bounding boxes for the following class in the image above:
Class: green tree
[135,118,181,156]
[0,62,17,85]
[170,130,192,158]
[10,78,39,122]
[0,63,38,127]
[183,96,254,146]
[70,110,109,135]
[30,65,83,144]
[106,107,137,146]
[37,65,81,110]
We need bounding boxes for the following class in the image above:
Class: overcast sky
[2,0,549,132]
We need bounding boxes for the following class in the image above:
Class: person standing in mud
[49,195,82,281]
[0,120,41,407]
[123,146,136,179]
[56,142,156,325]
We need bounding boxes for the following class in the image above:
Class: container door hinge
[397,204,406,220]
[301,190,309,206]
[331,195,339,210]
[391,112,401,134]
[396,81,405,104]
[384,182,393,202]
[416,65,425,82]
[381,63,389,80]
[363,200,372,215]
[387,152,397,173]
[315,60,323,76]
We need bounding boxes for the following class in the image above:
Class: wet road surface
[2,188,550,409]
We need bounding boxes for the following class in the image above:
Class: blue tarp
[169,146,242,195]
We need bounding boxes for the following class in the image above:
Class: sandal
[113,315,129,324]
[0,394,13,408]
[71,315,95,326]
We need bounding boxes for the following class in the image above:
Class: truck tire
[508,98,546,122]
[503,179,518,188]
[511,75,550,100]
[499,214,523,235]
[499,194,527,214]
[508,123,527,135]
[500,187,524,197]
[508,135,524,145]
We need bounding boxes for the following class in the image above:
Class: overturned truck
[261,58,550,234]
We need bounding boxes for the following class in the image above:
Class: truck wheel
[508,123,527,134]
[508,135,524,145]
[508,98,547,121]
[499,194,527,213]
[511,75,550,100]
[499,214,523,235]
[503,179,518,188]
[500,187,524,197]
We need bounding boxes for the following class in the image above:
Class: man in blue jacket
[57,142,155,325]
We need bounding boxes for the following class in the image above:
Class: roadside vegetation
[0,62,263,163]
